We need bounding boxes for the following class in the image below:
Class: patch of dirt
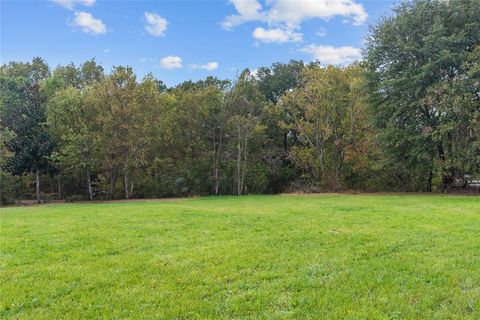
[2,197,196,208]
[281,191,479,197]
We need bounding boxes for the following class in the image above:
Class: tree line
[1,0,479,203]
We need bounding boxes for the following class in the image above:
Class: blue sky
[1,0,394,86]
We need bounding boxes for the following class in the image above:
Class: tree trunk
[332,138,344,191]
[213,137,219,196]
[35,167,40,203]
[110,168,116,199]
[124,167,130,199]
[86,167,93,200]
[237,125,242,196]
[240,134,248,195]
[57,175,62,199]
[426,167,433,192]
[396,171,408,192]
[215,127,224,195]
[437,143,447,191]
[316,140,324,180]
[214,164,219,195]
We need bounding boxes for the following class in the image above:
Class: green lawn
[1,194,479,319]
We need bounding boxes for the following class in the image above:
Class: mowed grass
[1,195,479,319]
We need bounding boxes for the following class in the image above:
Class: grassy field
[1,194,479,319]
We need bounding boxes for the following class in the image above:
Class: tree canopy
[1,0,479,203]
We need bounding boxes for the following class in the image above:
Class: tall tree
[281,64,367,190]
[87,66,139,198]
[364,0,480,191]
[80,59,105,87]
[47,87,99,200]
[228,70,267,195]
[1,58,52,202]
[199,85,229,195]
[255,61,306,192]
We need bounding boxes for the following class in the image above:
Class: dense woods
[1,0,479,203]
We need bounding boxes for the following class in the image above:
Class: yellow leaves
[277,120,288,130]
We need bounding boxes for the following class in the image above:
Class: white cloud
[301,44,361,65]
[317,28,327,37]
[144,12,168,37]
[222,0,368,36]
[192,61,219,71]
[253,27,301,43]
[267,0,367,26]
[222,0,263,30]
[72,11,107,35]
[160,56,182,69]
[139,57,147,63]
[103,49,110,53]
[52,0,95,10]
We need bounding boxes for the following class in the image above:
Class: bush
[0,170,23,205]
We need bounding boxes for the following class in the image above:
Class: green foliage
[281,64,372,190]
[0,170,23,205]
[364,0,480,191]
[1,1,479,199]
[255,60,305,104]
[1,59,53,175]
